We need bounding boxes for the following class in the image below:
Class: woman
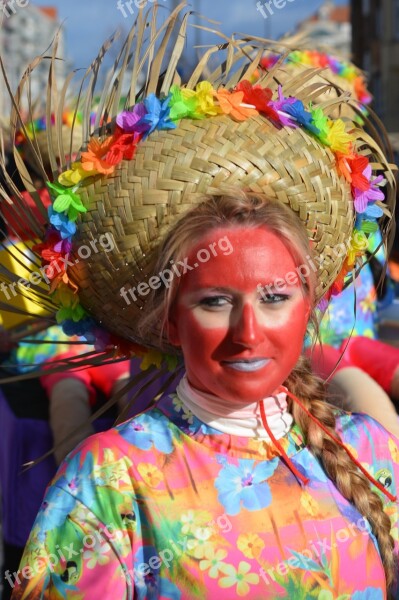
[9,192,399,599]
[2,5,398,598]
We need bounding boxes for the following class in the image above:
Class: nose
[231,302,264,347]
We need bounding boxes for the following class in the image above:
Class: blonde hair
[139,190,396,592]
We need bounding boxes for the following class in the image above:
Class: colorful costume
[10,392,399,599]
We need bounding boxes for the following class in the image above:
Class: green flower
[310,107,329,141]
[168,85,203,121]
[47,182,87,222]
[56,302,87,323]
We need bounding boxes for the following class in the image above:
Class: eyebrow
[192,287,236,294]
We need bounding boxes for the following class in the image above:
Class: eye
[199,295,231,308]
[260,293,290,304]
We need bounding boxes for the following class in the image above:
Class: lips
[222,358,271,372]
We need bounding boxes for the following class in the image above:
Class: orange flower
[215,89,258,122]
[354,76,372,104]
[81,136,116,175]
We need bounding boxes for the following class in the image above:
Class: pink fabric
[40,351,96,405]
[342,336,399,394]
[306,345,352,380]
[40,352,129,406]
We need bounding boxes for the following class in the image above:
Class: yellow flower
[247,438,282,459]
[199,548,228,578]
[140,349,163,370]
[83,539,111,569]
[237,533,265,559]
[137,463,163,488]
[345,443,359,459]
[180,510,213,535]
[389,438,399,463]
[219,561,259,596]
[182,82,221,117]
[58,162,97,187]
[347,230,368,265]
[300,491,319,517]
[187,533,214,560]
[326,119,355,153]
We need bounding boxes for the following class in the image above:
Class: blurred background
[1,0,397,149]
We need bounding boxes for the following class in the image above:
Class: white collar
[176,375,293,439]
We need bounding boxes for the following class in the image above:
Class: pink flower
[116,104,149,133]
[354,164,385,213]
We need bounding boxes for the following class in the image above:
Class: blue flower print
[36,485,76,538]
[352,588,384,600]
[57,450,96,508]
[293,449,329,484]
[122,412,174,453]
[215,458,278,515]
[134,546,181,600]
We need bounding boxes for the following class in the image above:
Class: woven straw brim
[270,61,366,119]
[71,114,354,349]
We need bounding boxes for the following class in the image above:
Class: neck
[176,375,293,439]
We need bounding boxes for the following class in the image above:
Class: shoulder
[335,410,398,449]
[67,405,173,457]
[51,406,176,489]
[335,410,399,494]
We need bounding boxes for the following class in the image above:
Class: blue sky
[34,0,348,70]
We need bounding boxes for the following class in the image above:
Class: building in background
[295,0,351,58]
[351,0,399,134]
[0,5,68,117]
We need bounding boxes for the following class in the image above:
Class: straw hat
[0,3,395,362]
[15,112,84,178]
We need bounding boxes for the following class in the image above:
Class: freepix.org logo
[120,234,233,305]
[116,0,166,19]
[1,0,29,18]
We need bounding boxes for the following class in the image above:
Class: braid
[285,355,396,594]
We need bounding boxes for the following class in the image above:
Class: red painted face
[168,227,311,404]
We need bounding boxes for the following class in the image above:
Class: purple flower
[328,57,342,75]
[93,327,112,351]
[270,86,298,127]
[54,238,73,253]
[354,165,385,213]
[116,103,149,133]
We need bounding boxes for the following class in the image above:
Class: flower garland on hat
[15,111,84,148]
[260,50,372,106]
[35,79,386,353]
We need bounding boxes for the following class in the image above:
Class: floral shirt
[317,231,391,348]
[318,264,377,347]
[11,394,399,599]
